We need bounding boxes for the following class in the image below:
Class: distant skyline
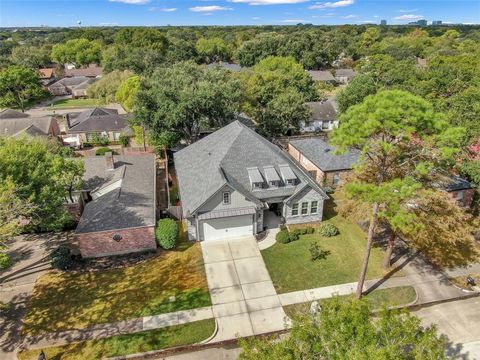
[1,0,479,27]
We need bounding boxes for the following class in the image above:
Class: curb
[406,291,480,312]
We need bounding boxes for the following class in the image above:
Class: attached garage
[201,215,254,241]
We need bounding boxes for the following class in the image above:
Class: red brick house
[73,153,157,258]
[288,138,360,187]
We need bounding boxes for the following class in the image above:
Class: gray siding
[186,217,197,241]
[285,187,324,225]
[198,185,254,213]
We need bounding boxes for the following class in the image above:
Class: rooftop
[67,108,129,133]
[290,138,360,172]
[64,64,102,78]
[76,153,156,234]
[0,109,53,138]
[307,70,335,82]
[305,100,337,122]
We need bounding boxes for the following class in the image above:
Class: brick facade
[74,226,156,258]
[448,188,475,208]
[287,143,351,187]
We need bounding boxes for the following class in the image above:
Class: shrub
[156,218,178,249]
[290,228,301,237]
[95,147,114,156]
[50,245,73,270]
[305,226,315,234]
[119,133,130,147]
[0,253,12,270]
[279,224,287,231]
[320,223,339,237]
[309,241,331,261]
[289,232,299,242]
[90,132,109,146]
[276,230,291,244]
[82,142,93,148]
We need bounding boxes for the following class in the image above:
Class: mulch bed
[68,250,159,273]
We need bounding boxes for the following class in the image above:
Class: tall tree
[86,69,134,104]
[115,75,140,112]
[135,61,242,145]
[336,73,377,113]
[240,297,447,360]
[0,65,44,111]
[196,37,231,63]
[51,38,102,67]
[331,90,464,298]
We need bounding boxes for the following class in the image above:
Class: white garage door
[202,215,253,241]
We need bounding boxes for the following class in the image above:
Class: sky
[0,0,479,27]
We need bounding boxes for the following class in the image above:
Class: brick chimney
[105,152,115,170]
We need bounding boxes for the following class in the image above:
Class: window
[252,182,263,190]
[456,191,464,201]
[113,132,121,141]
[291,203,299,216]
[222,191,230,205]
[269,181,278,188]
[286,179,295,186]
[332,173,341,185]
[310,201,318,214]
[301,202,309,215]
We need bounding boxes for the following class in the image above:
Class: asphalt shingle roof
[305,100,338,121]
[307,70,335,82]
[67,108,128,133]
[335,68,356,77]
[290,138,360,172]
[0,110,53,138]
[174,121,328,217]
[76,154,156,234]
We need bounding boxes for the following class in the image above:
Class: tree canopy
[51,38,102,67]
[0,65,44,111]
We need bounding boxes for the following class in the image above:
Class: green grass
[51,98,100,108]
[283,286,417,318]
[262,211,398,293]
[23,234,210,336]
[18,319,215,360]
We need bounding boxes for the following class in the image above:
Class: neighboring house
[307,70,335,83]
[288,138,360,187]
[438,175,475,208]
[300,99,338,133]
[335,68,356,84]
[207,62,243,72]
[64,64,103,78]
[63,108,130,148]
[38,68,55,87]
[174,121,329,242]
[48,76,97,97]
[72,152,157,258]
[0,109,60,139]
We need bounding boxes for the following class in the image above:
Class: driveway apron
[201,237,291,342]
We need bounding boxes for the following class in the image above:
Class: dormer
[247,167,264,190]
[279,164,297,186]
[263,166,281,188]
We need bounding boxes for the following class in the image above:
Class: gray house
[174,121,329,242]
[300,99,338,132]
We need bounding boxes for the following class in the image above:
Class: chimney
[105,152,114,170]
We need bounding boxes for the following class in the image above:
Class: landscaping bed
[283,286,417,318]
[449,273,480,291]
[23,236,210,335]
[262,215,400,293]
[18,319,215,360]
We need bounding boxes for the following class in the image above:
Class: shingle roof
[49,76,92,89]
[290,138,360,172]
[335,68,356,77]
[67,108,128,133]
[64,65,102,77]
[307,70,335,82]
[0,109,28,119]
[305,100,337,121]
[76,154,156,234]
[0,111,53,138]
[39,68,54,79]
[174,121,328,217]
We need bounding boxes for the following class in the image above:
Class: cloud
[109,0,150,4]
[282,19,307,22]
[399,9,418,13]
[360,20,375,23]
[252,16,262,20]
[309,0,354,10]
[160,8,177,12]
[189,5,233,12]
[342,14,357,18]
[231,0,308,5]
[394,14,424,21]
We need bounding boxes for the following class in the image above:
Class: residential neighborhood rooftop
[307,70,335,82]
[64,64,103,77]
[305,100,338,122]
[0,109,54,138]
[290,138,360,172]
[67,108,129,133]
[76,153,156,234]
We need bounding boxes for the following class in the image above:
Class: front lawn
[262,213,396,293]
[283,286,417,318]
[23,235,210,335]
[51,98,99,108]
[18,319,215,360]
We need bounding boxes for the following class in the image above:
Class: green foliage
[0,253,12,270]
[337,74,377,113]
[0,137,84,232]
[118,133,130,147]
[155,219,178,250]
[309,241,330,261]
[89,132,109,146]
[51,38,102,67]
[135,61,242,145]
[95,147,113,156]
[305,226,315,234]
[275,230,291,244]
[288,231,299,242]
[460,160,480,186]
[0,65,44,110]
[239,297,448,360]
[86,70,134,104]
[115,75,140,112]
[11,45,51,69]
[196,37,231,63]
[319,223,339,237]
[50,245,73,270]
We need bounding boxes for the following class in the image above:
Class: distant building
[380,20,387,25]
[432,20,442,25]
[408,19,427,26]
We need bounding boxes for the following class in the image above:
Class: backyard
[262,202,398,293]
[22,229,210,335]
[18,319,215,360]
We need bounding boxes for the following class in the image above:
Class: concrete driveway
[201,237,290,342]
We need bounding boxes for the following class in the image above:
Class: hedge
[155,218,178,249]
[320,223,339,237]
[276,230,291,244]
[50,246,73,270]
